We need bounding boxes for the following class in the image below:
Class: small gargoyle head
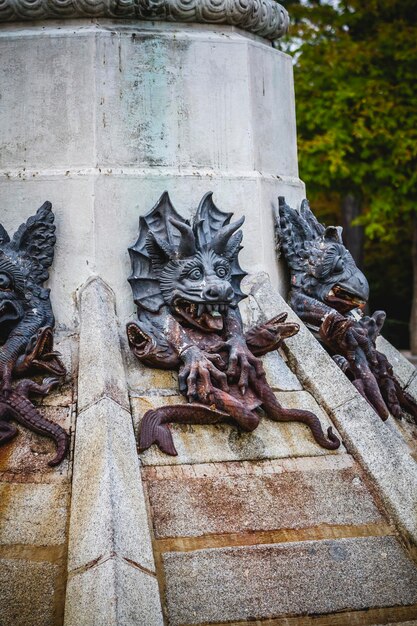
[128,192,247,332]
[0,202,56,340]
[276,197,369,314]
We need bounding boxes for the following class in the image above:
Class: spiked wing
[229,241,247,304]
[299,199,325,239]
[0,224,10,246]
[128,192,189,312]
[10,202,56,284]
[275,196,320,275]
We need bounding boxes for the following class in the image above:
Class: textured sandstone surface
[163,537,417,625]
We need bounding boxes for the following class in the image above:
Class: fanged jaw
[173,298,228,331]
[0,300,21,324]
[326,285,366,311]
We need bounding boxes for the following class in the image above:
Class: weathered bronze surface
[276,196,417,423]
[0,203,68,466]
[127,191,340,455]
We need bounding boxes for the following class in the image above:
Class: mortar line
[193,603,417,626]
[155,522,396,553]
[77,394,131,418]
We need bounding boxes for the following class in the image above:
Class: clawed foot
[41,377,60,394]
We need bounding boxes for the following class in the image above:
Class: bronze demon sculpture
[127,191,340,455]
[0,203,68,466]
[276,196,417,423]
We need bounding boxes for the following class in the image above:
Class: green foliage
[278,0,417,240]
[277,1,417,346]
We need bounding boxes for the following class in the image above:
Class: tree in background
[278,0,417,352]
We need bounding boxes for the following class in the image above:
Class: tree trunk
[341,193,364,269]
[410,213,417,354]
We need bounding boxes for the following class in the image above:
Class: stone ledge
[0,0,289,42]
[243,274,358,412]
[145,458,385,539]
[163,537,417,625]
[65,275,163,623]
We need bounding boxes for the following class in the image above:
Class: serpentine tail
[139,389,259,456]
[252,375,341,450]
[2,391,69,466]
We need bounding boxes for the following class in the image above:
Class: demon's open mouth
[14,327,66,377]
[325,285,367,311]
[173,297,228,331]
[127,324,155,357]
[0,300,22,325]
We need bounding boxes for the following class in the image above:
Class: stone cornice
[0,0,289,40]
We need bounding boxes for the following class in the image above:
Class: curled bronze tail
[0,381,69,467]
[250,374,341,451]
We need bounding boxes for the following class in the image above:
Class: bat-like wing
[128,191,188,312]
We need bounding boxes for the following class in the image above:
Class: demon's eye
[188,267,203,281]
[0,273,12,289]
[216,266,228,279]
[334,257,345,273]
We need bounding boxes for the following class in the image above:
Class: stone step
[162,537,417,626]
[142,456,417,625]
[143,455,386,541]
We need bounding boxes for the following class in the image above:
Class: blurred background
[277,0,417,355]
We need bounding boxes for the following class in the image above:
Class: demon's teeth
[197,304,204,317]
[328,289,335,296]
[213,304,219,313]
[206,304,213,313]
[212,311,221,318]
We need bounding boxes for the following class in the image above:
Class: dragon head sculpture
[128,191,246,333]
[0,202,56,342]
[277,196,369,314]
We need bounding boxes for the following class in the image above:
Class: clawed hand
[179,345,228,403]
[222,336,265,395]
[322,311,413,421]
[320,312,376,363]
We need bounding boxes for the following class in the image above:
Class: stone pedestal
[1,6,417,626]
[0,17,302,329]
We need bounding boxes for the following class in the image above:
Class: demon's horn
[210,216,245,255]
[169,218,196,258]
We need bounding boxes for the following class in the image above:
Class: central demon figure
[127,191,340,455]
[276,196,417,424]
